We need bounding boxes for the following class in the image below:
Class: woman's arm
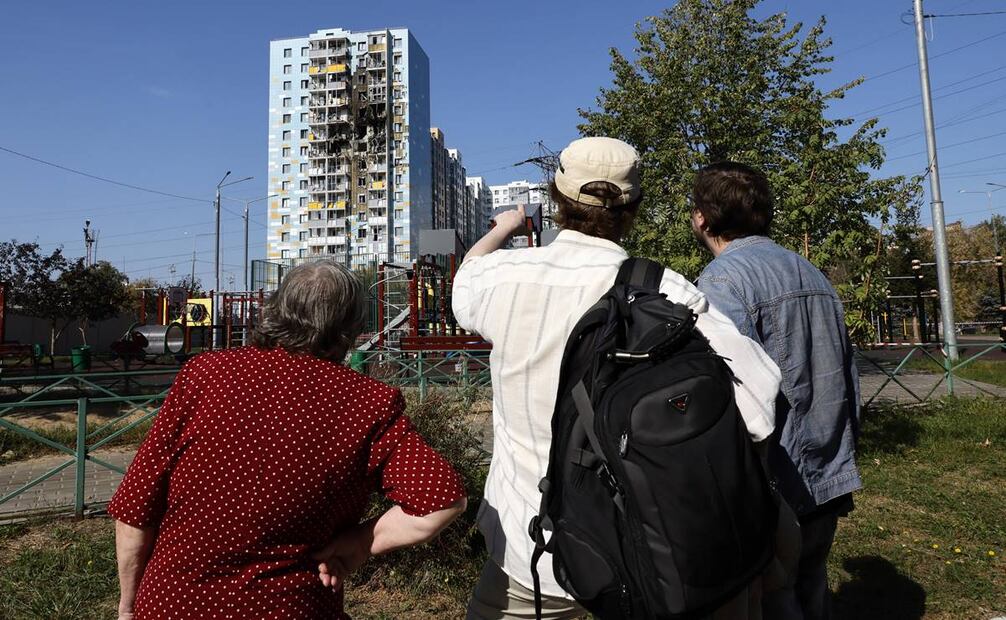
[115,520,158,619]
[313,498,467,588]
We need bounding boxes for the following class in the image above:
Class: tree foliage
[578,0,921,340]
[0,240,69,314]
[60,260,131,344]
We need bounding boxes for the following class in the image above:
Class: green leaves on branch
[578,0,921,340]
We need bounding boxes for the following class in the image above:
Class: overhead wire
[0,145,211,203]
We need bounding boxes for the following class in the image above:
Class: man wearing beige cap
[453,137,782,619]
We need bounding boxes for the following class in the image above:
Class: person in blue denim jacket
[690,162,862,620]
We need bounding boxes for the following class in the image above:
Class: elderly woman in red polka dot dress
[108,261,467,620]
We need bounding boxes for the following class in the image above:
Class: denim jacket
[697,236,862,515]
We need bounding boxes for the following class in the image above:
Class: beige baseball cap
[554,137,642,208]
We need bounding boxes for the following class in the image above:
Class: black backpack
[528,257,778,619]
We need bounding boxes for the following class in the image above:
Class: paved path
[1,370,1003,521]
[0,449,133,521]
[858,367,1006,404]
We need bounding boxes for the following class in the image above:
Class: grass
[829,397,1006,619]
[0,394,1002,618]
[888,355,1006,389]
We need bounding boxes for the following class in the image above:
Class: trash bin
[349,350,366,373]
[71,345,92,373]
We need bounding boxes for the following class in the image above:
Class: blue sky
[2,0,1006,286]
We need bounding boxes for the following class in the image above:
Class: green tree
[60,260,131,345]
[0,240,69,312]
[578,0,920,341]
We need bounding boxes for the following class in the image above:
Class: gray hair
[252,260,365,362]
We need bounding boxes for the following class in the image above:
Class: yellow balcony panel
[327,64,347,73]
[371,181,386,190]
[326,202,335,209]
[369,44,386,52]
[308,201,323,210]
[336,200,347,208]
[308,66,320,74]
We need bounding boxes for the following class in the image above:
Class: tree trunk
[79,318,88,346]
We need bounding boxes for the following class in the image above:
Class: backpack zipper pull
[618,432,629,457]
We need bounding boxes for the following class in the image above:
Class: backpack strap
[616,257,664,290]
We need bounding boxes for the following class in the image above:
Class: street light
[213,172,253,348]
[223,193,278,291]
[959,184,1006,252]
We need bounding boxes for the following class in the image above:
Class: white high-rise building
[489,179,555,224]
[466,176,492,242]
[267,28,432,266]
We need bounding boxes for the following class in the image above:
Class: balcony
[326,64,348,74]
[370,180,386,191]
[368,43,386,53]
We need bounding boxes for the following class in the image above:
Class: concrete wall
[5,313,136,354]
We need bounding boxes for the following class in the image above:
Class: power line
[0,145,210,203]
[885,128,1006,162]
[924,10,1006,18]
[862,28,1006,83]
[881,102,1006,146]
[852,63,1006,117]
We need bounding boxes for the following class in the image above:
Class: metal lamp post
[223,193,278,291]
[213,172,253,348]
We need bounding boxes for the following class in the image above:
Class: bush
[348,387,490,601]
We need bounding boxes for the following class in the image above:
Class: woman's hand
[311,525,373,590]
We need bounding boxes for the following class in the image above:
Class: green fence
[0,369,178,519]
[0,352,490,519]
[855,342,1006,406]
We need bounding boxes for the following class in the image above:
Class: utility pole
[213,172,253,348]
[83,220,96,266]
[913,0,959,365]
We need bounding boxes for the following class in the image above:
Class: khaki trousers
[465,559,587,620]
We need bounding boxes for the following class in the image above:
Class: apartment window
[283,81,291,90]
[393,122,402,132]
[281,232,290,242]
[300,112,308,122]
[357,42,365,51]
[283,64,292,74]
[281,197,290,208]
[299,214,308,223]
[370,35,379,44]
[358,229,367,239]
[300,146,309,156]
[299,231,308,241]
[301,96,309,105]
[300,79,309,88]
[282,146,291,157]
[395,191,403,201]
[394,226,403,236]
[300,63,308,73]
[393,54,402,66]
[358,195,366,204]
[299,180,308,190]
[393,104,403,115]
[281,249,290,259]
[281,215,290,225]
[300,129,308,139]
[301,46,309,56]
[282,130,291,140]
[393,72,401,82]
[282,97,291,107]
[283,48,292,58]
[282,114,291,123]
[394,37,402,48]
[299,163,308,173]
[282,180,291,190]
[299,197,308,207]
[394,140,401,149]
[328,211,338,219]
[395,174,402,184]
[299,248,308,258]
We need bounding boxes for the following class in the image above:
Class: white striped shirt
[451,229,781,598]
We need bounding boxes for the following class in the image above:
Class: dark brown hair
[252,260,365,363]
[692,162,774,240]
[551,181,642,242]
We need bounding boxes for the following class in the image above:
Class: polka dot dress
[108,346,466,619]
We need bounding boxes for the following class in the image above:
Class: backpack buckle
[596,462,623,497]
